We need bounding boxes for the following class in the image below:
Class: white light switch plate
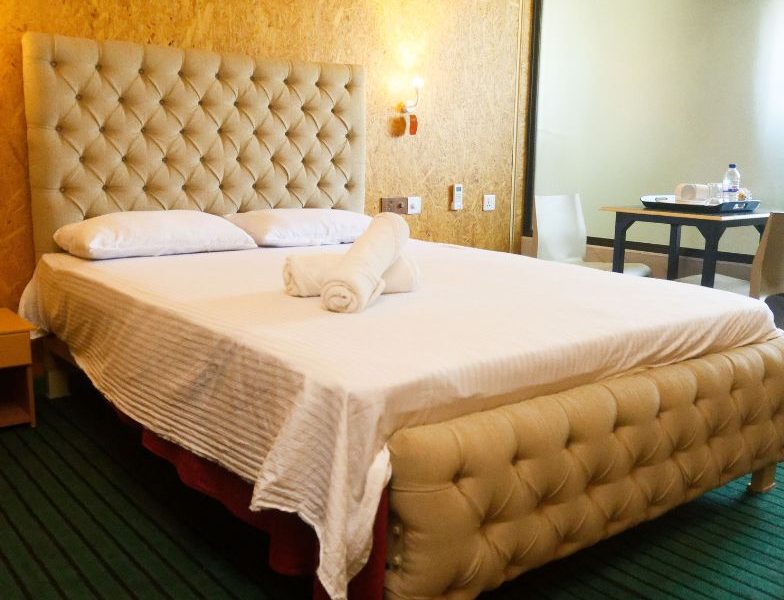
[483,194,496,211]
[451,184,463,210]
[407,196,422,215]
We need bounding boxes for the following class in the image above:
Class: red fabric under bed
[121,422,387,599]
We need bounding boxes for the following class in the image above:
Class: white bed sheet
[20,240,780,599]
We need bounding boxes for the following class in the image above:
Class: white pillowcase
[224,208,371,247]
[53,210,257,259]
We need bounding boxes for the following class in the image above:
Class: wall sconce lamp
[402,76,424,113]
[399,76,424,135]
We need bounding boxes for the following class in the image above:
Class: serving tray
[640,195,760,214]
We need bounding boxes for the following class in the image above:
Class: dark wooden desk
[601,206,769,287]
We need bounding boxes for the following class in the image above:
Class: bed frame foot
[43,336,74,399]
[748,464,777,494]
[46,367,70,399]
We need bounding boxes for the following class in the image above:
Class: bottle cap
[729,163,737,168]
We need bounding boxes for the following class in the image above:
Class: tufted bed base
[45,334,784,599]
[384,337,784,599]
[41,328,784,599]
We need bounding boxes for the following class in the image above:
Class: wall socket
[483,194,496,211]
[451,184,463,210]
[381,195,422,215]
[381,196,407,214]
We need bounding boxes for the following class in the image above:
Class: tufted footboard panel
[386,337,784,599]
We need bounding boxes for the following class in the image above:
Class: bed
[19,32,784,600]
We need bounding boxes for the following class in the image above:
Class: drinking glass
[708,182,722,202]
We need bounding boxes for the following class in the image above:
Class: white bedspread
[20,240,779,599]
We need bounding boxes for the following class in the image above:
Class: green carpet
[1,377,782,599]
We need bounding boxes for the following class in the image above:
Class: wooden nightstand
[0,309,36,427]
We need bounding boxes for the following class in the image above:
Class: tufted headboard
[22,32,366,258]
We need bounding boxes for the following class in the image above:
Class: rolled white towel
[321,213,409,313]
[675,183,709,202]
[283,252,421,297]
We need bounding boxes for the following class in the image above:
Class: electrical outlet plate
[381,196,421,215]
[381,197,408,214]
[483,194,496,211]
[451,184,463,210]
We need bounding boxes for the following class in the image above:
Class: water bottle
[722,163,741,201]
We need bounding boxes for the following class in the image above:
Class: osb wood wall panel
[0,0,532,310]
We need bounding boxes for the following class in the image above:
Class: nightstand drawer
[0,332,32,368]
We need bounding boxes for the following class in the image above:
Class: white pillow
[224,208,371,247]
[53,210,257,259]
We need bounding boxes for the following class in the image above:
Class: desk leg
[667,225,682,279]
[612,215,634,273]
[697,223,726,288]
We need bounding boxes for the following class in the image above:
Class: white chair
[679,212,784,324]
[533,193,652,276]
